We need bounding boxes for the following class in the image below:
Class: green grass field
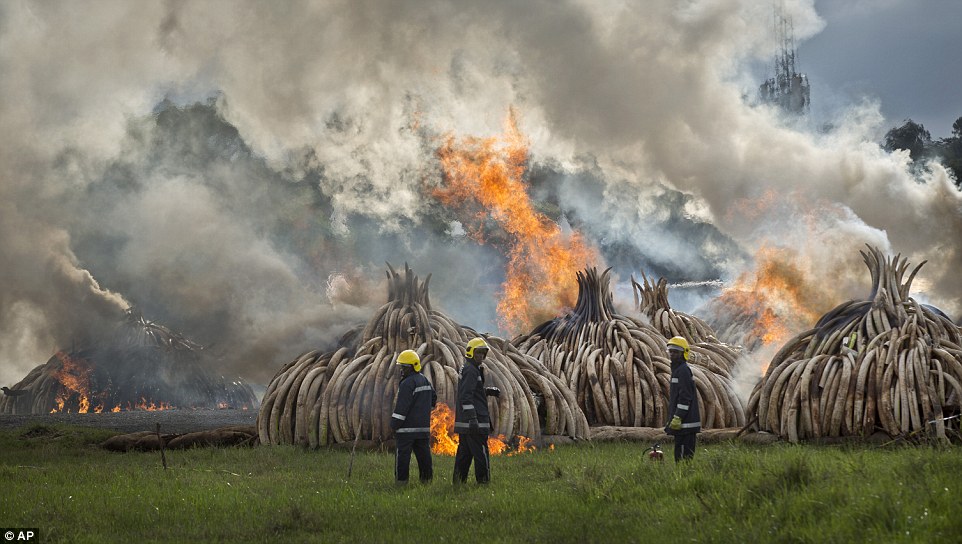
[1,425,961,543]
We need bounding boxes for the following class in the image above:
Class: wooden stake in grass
[156,423,168,470]
[347,425,362,479]
[736,414,759,438]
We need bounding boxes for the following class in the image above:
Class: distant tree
[883,119,931,162]
[882,117,962,188]
[944,157,962,189]
[929,116,962,189]
[943,117,962,188]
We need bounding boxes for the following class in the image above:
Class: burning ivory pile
[631,272,746,422]
[258,264,589,447]
[631,274,719,344]
[0,310,258,415]
[747,246,962,442]
[513,267,745,428]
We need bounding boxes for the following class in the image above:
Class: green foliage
[933,117,962,188]
[883,116,962,188]
[2,427,962,543]
[884,120,932,162]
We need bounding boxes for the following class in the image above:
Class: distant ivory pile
[631,272,745,384]
[748,246,962,442]
[513,268,745,429]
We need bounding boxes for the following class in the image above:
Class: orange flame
[715,245,834,370]
[488,434,509,456]
[47,351,180,413]
[49,351,93,413]
[434,110,601,334]
[509,435,536,456]
[132,398,175,411]
[431,402,460,455]
[429,403,535,456]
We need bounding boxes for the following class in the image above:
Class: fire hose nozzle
[926,414,961,425]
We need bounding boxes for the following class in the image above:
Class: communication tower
[759,4,810,114]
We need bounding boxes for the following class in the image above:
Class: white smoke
[1,0,959,387]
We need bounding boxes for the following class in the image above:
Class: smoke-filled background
[1,0,959,389]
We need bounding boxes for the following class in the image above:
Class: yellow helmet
[396,349,421,372]
[666,336,690,360]
[465,337,489,359]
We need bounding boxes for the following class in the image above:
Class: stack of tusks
[257,263,589,447]
[513,267,745,429]
[0,358,69,414]
[747,245,962,443]
[631,272,745,382]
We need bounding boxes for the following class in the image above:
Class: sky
[800,0,962,138]
[0,0,960,388]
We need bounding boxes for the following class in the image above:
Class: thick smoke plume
[1,0,959,388]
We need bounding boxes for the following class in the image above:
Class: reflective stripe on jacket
[665,361,701,435]
[454,360,491,435]
[390,372,437,439]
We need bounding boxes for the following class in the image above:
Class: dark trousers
[453,433,490,484]
[395,435,432,482]
[674,433,696,462]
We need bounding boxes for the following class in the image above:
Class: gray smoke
[1,0,959,387]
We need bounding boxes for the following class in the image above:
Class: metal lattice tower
[759,3,810,114]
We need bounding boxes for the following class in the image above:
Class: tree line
[883,116,962,188]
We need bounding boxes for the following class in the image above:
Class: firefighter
[664,336,700,461]
[453,337,500,484]
[390,349,437,484]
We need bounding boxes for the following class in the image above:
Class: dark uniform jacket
[665,361,701,435]
[390,372,437,439]
[454,360,491,435]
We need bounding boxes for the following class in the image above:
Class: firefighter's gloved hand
[485,387,501,398]
[469,418,479,432]
[670,416,682,431]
